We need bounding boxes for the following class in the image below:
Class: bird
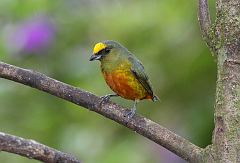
[89,40,159,118]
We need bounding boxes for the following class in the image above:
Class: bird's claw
[100,94,118,106]
[124,108,136,119]
[100,95,111,105]
[101,94,111,101]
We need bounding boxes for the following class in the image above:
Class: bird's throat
[100,55,124,73]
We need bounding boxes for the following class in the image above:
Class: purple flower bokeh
[6,16,55,55]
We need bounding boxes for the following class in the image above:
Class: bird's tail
[152,94,159,102]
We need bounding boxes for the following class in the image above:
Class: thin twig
[0,61,203,162]
[0,132,81,163]
[198,0,212,47]
[198,0,211,35]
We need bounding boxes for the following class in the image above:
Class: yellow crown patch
[93,42,107,55]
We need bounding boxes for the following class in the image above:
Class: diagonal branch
[0,131,81,163]
[198,0,211,31]
[0,61,203,162]
[198,0,213,50]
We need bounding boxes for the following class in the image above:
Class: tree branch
[198,0,211,36]
[198,0,213,50]
[0,131,81,163]
[0,61,203,162]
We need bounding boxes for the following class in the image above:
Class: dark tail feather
[152,94,159,102]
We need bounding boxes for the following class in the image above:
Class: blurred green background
[0,0,216,163]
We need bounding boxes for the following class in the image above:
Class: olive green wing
[128,56,156,99]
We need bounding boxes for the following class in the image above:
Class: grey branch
[198,0,211,34]
[0,61,203,162]
[0,132,81,163]
[198,0,212,47]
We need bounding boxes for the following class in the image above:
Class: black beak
[89,54,102,61]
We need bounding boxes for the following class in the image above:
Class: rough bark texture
[213,0,240,162]
[0,61,202,162]
[0,132,81,163]
[198,0,240,162]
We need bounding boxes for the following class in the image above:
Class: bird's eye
[105,48,111,53]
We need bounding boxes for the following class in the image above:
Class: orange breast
[102,69,150,100]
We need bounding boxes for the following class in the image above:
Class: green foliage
[0,0,215,162]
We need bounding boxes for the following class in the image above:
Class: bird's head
[89,40,123,61]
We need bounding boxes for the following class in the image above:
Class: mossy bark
[201,0,240,162]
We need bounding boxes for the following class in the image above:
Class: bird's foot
[99,94,118,105]
[124,107,136,119]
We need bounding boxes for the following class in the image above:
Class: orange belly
[102,69,151,100]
